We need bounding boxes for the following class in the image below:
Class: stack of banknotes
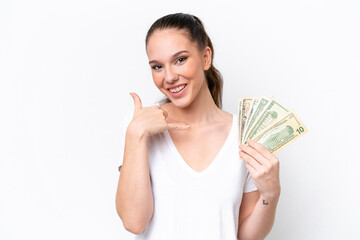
[238,97,308,154]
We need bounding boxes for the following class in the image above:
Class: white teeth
[169,84,186,93]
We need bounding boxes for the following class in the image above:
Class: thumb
[130,92,142,111]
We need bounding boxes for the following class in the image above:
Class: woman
[116,13,280,240]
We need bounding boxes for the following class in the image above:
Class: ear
[203,46,212,71]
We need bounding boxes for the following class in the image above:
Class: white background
[1,0,359,239]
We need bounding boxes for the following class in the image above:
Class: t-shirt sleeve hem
[243,185,258,193]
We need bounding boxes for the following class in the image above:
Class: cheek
[182,59,203,79]
[152,72,162,88]
[152,73,170,95]
[187,63,206,88]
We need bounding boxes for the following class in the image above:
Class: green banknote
[244,98,289,144]
[242,97,269,143]
[252,111,308,154]
[238,97,252,144]
[238,97,308,154]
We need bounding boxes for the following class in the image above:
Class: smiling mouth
[168,84,187,93]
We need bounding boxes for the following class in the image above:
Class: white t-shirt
[118,113,258,240]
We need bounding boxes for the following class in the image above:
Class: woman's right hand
[128,92,190,138]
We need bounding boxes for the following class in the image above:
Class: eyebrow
[148,50,189,64]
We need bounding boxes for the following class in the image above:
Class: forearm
[238,193,279,240]
[116,127,154,233]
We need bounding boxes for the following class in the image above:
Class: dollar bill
[242,97,269,143]
[243,97,259,132]
[238,97,253,144]
[251,111,308,154]
[244,98,289,144]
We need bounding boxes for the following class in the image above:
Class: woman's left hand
[239,139,281,201]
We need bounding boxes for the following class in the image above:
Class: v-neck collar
[164,114,236,177]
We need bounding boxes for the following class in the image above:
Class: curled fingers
[239,144,271,168]
[239,148,262,170]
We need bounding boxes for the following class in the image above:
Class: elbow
[115,189,154,235]
[117,209,146,235]
[123,222,146,235]
[115,199,147,235]
[237,235,265,240]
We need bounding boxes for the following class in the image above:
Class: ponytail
[203,34,223,109]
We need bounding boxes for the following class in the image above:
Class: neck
[169,81,222,126]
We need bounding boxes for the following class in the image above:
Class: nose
[164,65,178,84]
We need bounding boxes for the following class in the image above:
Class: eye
[176,56,188,64]
[151,65,162,70]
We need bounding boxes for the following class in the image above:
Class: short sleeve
[118,111,133,173]
[243,170,258,193]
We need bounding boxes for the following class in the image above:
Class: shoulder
[222,110,234,119]
[218,110,235,124]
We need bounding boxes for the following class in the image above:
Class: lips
[168,84,187,93]
[167,83,187,98]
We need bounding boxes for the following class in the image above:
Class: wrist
[126,123,149,141]
[260,191,280,205]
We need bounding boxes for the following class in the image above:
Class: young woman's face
[146,28,211,108]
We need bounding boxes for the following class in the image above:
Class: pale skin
[115,28,281,239]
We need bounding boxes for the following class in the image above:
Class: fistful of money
[238,97,308,154]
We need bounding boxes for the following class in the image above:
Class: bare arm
[238,139,281,240]
[237,191,260,236]
[115,126,154,234]
[237,190,279,240]
[115,92,189,234]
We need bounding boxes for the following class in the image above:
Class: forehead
[146,28,198,60]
